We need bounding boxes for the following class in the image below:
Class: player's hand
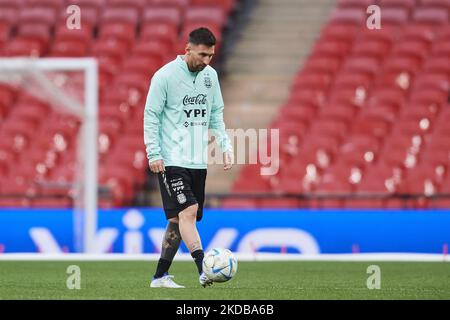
[149,159,165,173]
[223,150,234,171]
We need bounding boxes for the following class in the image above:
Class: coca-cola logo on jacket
[183,94,207,106]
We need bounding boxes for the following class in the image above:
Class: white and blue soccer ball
[202,248,238,282]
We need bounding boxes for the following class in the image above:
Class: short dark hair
[188,27,216,47]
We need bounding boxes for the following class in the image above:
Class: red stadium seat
[351,40,391,60]
[66,0,104,9]
[319,22,359,42]
[142,7,181,26]
[259,198,302,208]
[378,7,410,25]
[277,102,317,125]
[368,87,406,110]
[0,9,17,37]
[423,56,450,74]
[139,23,178,50]
[232,164,272,192]
[49,40,89,57]
[59,6,100,29]
[3,38,45,57]
[7,102,49,126]
[320,103,356,124]
[0,22,11,44]
[0,197,32,208]
[181,22,223,44]
[412,71,450,92]
[419,0,450,8]
[185,7,227,28]
[18,8,56,25]
[337,0,373,9]
[399,102,440,121]
[114,73,150,97]
[121,56,163,77]
[339,135,380,167]
[332,71,373,90]
[360,102,399,123]
[91,39,129,62]
[54,25,93,43]
[413,83,449,100]
[99,103,131,128]
[302,56,341,74]
[396,169,439,208]
[401,24,436,43]
[394,118,433,136]
[308,119,348,141]
[109,0,145,10]
[277,162,317,194]
[383,56,423,74]
[391,40,431,60]
[299,137,340,170]
[329,8,366,25]
[353,117,391,139]
[146,0,189,12]
[132,40,170,63]
[98,22,136,47]
[31,198,72,208]
[347,168,396,208]
[292,72,333,91]
[378,0,416,10]
[432,184,450,208]
[431,40,450,57]
[312,174,353,208]
[327,87,368,107]
[413,7,449,24]
[101,8,139,25]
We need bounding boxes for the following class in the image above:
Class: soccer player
[144,27,233,288]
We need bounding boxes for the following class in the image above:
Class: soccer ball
[202,248,238,282]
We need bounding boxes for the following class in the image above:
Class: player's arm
[209,71,233,170]
[144,72,166,173]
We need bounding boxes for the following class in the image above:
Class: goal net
[0,57,98,253]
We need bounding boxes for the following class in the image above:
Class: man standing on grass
[144,27,233,288]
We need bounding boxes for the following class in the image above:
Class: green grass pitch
[0,261,449,299]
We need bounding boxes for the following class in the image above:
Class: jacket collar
[177,55,199,76]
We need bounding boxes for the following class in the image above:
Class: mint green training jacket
[144,55,232,169]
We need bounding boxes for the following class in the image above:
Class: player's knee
[168,217,179,224]
[179,204,198,221]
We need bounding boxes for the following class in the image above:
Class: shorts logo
[161,173,171,196]
[171,181,183,187]
[177,193,187,204]
[204,76,212,89]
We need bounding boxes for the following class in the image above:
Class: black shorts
[157,166,207,221]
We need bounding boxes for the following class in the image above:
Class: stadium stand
[227,0,450,209]
[0,0,240,207]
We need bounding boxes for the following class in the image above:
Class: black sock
[191,249,204,275]
[154,258,172,279]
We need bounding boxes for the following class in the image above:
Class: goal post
[0,57,98,253]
